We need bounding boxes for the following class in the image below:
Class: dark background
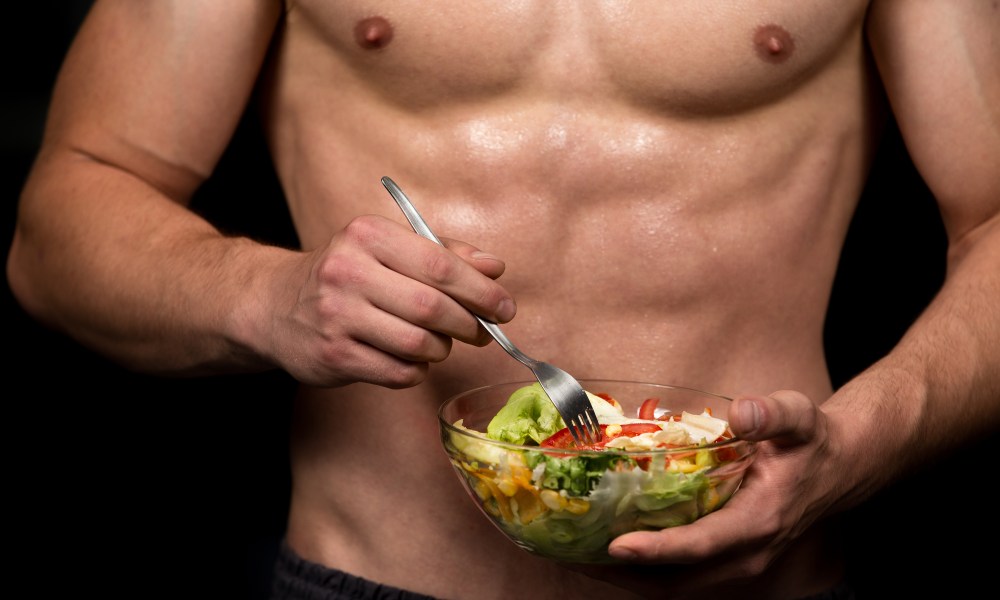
[4,4,296,599]
[3,4,993,599]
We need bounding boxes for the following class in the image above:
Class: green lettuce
[486,382,565,445]
[504,467,715,562]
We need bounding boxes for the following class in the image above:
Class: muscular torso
[263,1,876,597]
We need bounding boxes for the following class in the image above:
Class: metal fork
[381,176,602,447]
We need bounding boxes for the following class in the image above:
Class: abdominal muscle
[278,114,867,598]
[269,3,877,597]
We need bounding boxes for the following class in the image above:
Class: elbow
[6,210,74,339]
[6,229,52,328]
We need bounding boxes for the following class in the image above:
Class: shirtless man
[7,1,999,598]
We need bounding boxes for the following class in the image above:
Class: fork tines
[571,407,603,447]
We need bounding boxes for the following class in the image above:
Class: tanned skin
[8,1,999,598]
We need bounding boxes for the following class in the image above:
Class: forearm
[8,149,296,376]
[825,214,1000,507]
[830,0,1000,510]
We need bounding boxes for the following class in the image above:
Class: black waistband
[269,542,439,600]
[269,540,855,600]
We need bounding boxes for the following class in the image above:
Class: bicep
[43,0,283,203]
[866,0,1000,242]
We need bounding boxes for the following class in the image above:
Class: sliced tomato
[540,422,663,450]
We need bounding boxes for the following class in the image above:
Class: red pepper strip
[638,397,660,420]
[540,422,663,450]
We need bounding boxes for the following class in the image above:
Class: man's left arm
[833,0,1000,483]
[586,1,999,594]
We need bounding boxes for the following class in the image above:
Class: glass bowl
[438,379,757,564]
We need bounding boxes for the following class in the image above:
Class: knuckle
[475,285,505,315]
[395,326,432,357]
[396,327,452,362]
[740,555,772,579]
[312,336,431,389]
[379,362,430,389]
[317,255,366,288]
[408,287,447,324]
[784,391,819,433]
[341,214,383,243]
[420,248,459,284]
[316,337,355,371]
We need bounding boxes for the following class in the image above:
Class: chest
[286,0,870,113]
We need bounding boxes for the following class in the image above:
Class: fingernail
[608,546,637,560]
[472,251,500,261]
[739,399,760,434]
[496,298,516,322]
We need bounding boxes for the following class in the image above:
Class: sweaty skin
[270,2,863,597]
[7,1,1000,599]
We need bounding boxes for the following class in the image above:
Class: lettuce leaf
[486,382,565,445]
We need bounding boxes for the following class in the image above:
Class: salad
[442,382,754,563]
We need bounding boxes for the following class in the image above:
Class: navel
[753,24,795,64]
[354,16,394,50]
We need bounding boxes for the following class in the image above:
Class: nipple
[354,16,394,50]
[753,24,795,64]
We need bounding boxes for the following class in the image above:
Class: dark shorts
[270,541,855,600]
[269,543,438,600]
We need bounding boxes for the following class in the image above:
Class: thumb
[729,390,819,446]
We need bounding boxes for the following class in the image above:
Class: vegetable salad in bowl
[438,380,756,563]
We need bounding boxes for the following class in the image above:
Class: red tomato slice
[540,423,663,450]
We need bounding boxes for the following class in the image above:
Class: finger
[729,390,819,445]
[278,302,436,389]
[441,238,507,280]
[315,239,486,350]
[367,268,492,347]
[607,489,766,564]
[367,221,516,324]
[323,336,433,390]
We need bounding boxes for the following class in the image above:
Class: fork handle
[381,176,532,367]
[477,320,535,367]
[383,177,444,245]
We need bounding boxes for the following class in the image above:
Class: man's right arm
[7,1,287,376]
[6,1,516,387]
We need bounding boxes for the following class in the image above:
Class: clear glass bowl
[438,379,757,564]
